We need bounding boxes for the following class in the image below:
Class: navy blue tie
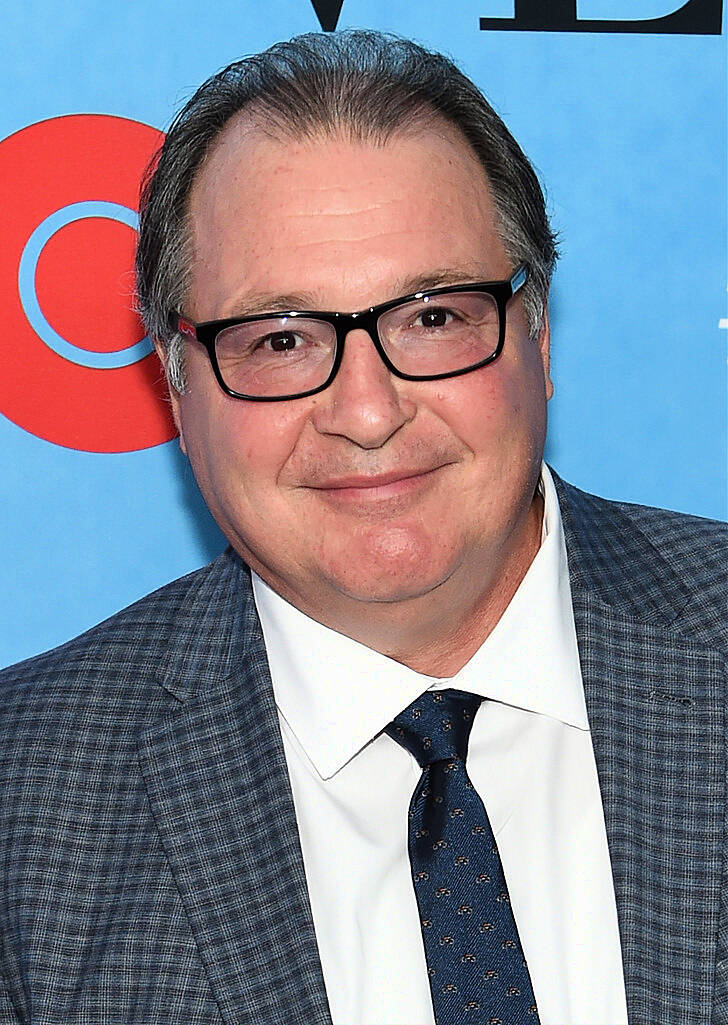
[386,689,539,1025]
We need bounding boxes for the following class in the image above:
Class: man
[0,29,725,1025]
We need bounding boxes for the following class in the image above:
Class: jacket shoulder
[0,548,250,722]
[555,474,727,651]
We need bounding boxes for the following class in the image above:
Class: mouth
[307,465,450,502]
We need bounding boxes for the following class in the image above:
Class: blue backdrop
[2,0,725,667]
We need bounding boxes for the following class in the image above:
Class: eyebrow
[398,268,490,295]
[221,266,491,319]
[224,292,321,318]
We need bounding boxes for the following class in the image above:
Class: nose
[311,328,416,449]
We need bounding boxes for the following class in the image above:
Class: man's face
[170,116,552,637]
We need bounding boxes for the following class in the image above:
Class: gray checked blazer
[0,474,726,1024]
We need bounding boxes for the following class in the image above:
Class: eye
[414,306,457,329]
[257,330,304,352]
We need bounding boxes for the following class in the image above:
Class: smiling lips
[308,465,448,501]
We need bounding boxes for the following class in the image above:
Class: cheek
[430,363,525,440]
[180,389,309,503]
[427,354,547,491]
[484,342,548,421]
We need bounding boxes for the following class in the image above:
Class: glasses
[170,265,528,401]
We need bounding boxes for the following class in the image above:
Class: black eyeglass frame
[170,264,529,402]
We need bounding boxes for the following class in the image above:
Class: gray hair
[136,29,558,392]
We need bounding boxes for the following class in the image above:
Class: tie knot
[385,689,483,767]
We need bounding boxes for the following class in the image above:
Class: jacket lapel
[556,476,725,1025]
[136,552,331,1025]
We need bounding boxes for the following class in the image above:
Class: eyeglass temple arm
[510,265,528,295]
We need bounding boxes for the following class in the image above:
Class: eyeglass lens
[213,290,501,397]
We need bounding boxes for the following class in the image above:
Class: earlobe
[537,305,554,401]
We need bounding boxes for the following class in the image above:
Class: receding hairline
[189,96,488,192]
[186,102,501,251]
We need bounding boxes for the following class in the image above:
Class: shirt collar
[252,464,589,781]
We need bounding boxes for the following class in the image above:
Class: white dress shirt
[252,465,629,1025]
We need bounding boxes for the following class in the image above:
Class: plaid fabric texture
[0,473,725,1024]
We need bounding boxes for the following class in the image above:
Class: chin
[324,528,458,605]
[336,576,448,605]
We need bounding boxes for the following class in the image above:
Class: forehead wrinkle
[280,198,415,229]
[274,231,414,250]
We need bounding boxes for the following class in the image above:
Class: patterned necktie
[385,689,539,1025]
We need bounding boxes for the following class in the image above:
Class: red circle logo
[0,114,177,452]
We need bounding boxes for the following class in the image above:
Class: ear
[536,304,554,401]
[153,339,187,455]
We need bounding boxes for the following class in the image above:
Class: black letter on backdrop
[311,0,345,30]
[480,0,723,33]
